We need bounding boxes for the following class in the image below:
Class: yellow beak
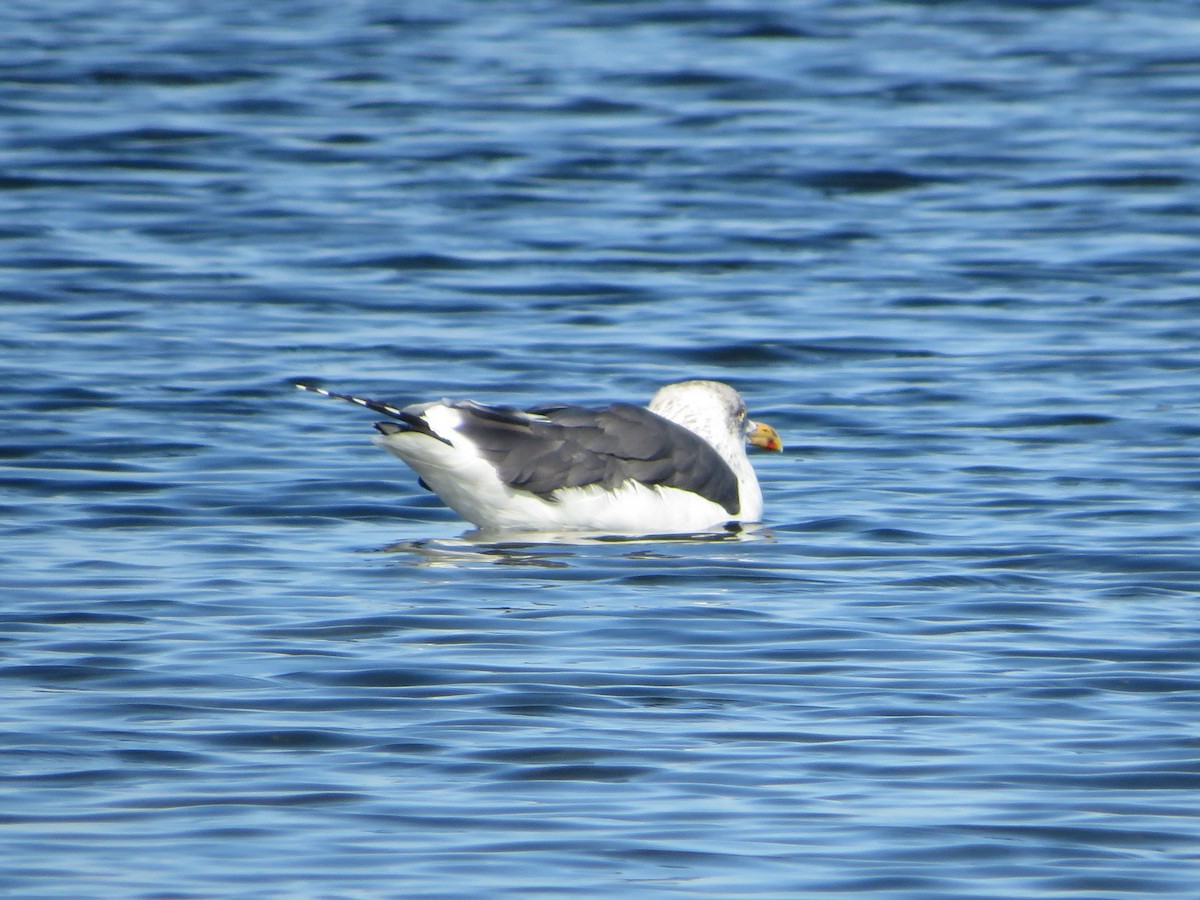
[747,420,783,452]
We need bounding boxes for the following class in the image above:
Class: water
[3,0,1200,896]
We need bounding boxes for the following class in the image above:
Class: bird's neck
[651,403,761,520]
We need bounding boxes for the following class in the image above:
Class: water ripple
[3,0,1200,896]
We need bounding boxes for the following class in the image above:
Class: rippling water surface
[4,1,1200,896]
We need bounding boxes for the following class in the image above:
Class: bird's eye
[735,403,746,418]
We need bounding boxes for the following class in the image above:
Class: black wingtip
[375,416,453,446]
[299,383,454,446]
[295,383,410,420]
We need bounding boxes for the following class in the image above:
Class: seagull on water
[296,379,781,535]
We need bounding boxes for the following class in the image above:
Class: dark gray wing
[451,401,739,515]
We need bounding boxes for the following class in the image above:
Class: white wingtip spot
[296,383,409,420]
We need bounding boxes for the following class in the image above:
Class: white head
[648,380,749,450]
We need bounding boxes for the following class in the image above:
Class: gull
[297,379,781,535]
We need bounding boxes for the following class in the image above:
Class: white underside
[372,430,750,534]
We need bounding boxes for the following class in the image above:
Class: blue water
[4,1,1200,896]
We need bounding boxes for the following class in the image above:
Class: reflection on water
[375,525,768,568]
